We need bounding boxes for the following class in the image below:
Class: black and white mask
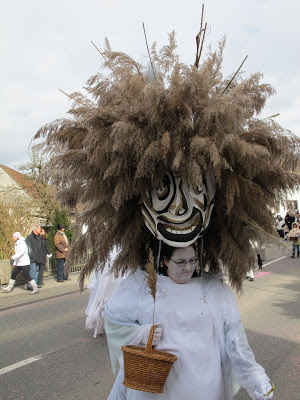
[142,171,216,247]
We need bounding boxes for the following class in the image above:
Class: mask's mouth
[157,209,203,243]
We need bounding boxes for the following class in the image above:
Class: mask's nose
[169,179,187,216]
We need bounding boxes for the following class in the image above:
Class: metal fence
[0,257,86,285]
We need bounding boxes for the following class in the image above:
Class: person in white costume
[104,173,274,400]
[105,244,273,400]
[36,17,298,399]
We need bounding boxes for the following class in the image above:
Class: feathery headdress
[35,22,300,291]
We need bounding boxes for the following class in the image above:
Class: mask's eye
[157,178,170,199]
[192,184,204,194]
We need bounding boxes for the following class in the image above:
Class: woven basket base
[122,345,177,394]
[123,380,164,394]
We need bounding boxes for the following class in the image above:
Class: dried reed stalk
[58,89,85,106]
[145,250,157,325]
[91,40,107,61]
[142,22,156,79]
[220,55,248,96]
[246,220,291,250]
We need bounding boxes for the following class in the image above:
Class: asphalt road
[0,291,114,399]
[0,248,299,399]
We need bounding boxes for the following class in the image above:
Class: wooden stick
[198,23,207,66]
[58,89,85,106]
[142,22,156,79]
[220,55,248,96]
[194,4,205,68]
[195,5,204,65]
[199,4,205,37]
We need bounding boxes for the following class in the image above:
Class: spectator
[2,232,38,294]
[275,215,285,239]
[251,240,264,270]
[287,221,300,258]
[54,224,70,282]
[295,210,300,223]
[284,210,295,231]
[25,225,44,288]
[247,239,264,281]
[37,228,52,288]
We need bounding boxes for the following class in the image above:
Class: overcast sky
[1,0,299,169]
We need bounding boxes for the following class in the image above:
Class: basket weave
[122,325,177,393]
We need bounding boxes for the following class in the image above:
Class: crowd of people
[275,210,300,258]
[1,223,71,294]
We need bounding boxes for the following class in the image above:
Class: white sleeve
[105,271,152,400]
[12,241,27,261]
[85,264,123,337]
[105,271,151,372]
[223,286,272,399]
[226,323,271,399]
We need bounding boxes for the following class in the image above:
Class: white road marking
[0,355,43,375]
[262,256,287,267]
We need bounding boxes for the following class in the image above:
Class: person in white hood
[2,232,39,294]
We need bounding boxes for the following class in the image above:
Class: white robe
[105,270,271,400]
[85,247,123,337]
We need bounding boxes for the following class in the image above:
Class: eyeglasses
[170,257,198,268]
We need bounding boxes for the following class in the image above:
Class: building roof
[0,164,40,199]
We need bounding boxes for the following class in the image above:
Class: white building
[278,189,300,217]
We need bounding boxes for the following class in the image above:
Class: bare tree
[0,198,35,259]
[17,146,56,224]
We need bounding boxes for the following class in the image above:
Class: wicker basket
[122,325,177,393]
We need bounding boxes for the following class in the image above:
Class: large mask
[142,171,216,247]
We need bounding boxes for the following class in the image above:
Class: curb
[0,288,87,312]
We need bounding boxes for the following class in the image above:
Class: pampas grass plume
[145,250,157,324]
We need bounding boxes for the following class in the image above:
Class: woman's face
[164,245,197,284]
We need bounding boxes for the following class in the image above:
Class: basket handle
[145,325,156,353]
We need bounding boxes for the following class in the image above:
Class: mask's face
[142,170,215,247]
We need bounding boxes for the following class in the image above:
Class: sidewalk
[0,240,292,312]
[0,271,86,312]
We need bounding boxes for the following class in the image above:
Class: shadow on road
[271,279,300,320]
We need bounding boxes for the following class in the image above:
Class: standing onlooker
[37,228,52,288]
[295,210,300,224]
[54,224,70,282]
[288,222,300,258]
[285,210,295,231]
[2,232,38,294]
[251,240,264,270]
[26,225,44,287]
[275,215,285,239]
